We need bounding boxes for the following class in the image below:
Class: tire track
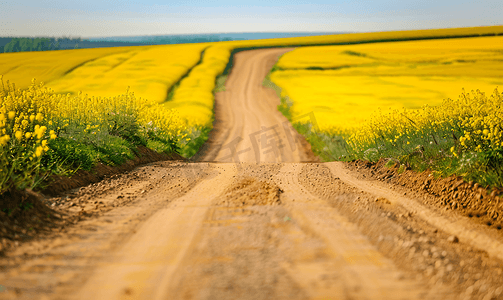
[71,164,237,300]
[326,161,503,262]
[274,163,442,300]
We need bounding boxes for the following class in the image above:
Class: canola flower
[0,46,140,92]
[0,76,53,193]
[0,76,187,194]
[46,43,207,102]
[270,35,503,136]
[166,45,233,127]
[348,88,503,154]
[347,89,503,185]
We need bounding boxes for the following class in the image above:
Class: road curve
[196,48,318,163]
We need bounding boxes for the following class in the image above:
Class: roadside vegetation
[349,88,503,188]
[269,35,503,189]
[0,76,188,197]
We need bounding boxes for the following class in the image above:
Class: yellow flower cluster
[347,88,503,157]
[0,77,52,156]
[454,89,503,153]
[0,76,55,193]
[0,75,188,193]
[39,83,186,143]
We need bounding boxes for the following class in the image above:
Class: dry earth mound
[219,177,282,207]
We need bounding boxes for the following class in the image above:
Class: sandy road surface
[195,48,318,163]
[2,49,503,300]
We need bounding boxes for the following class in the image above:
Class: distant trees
[0,35,233,54]
[4,37,61,53]
[138,35,232,45]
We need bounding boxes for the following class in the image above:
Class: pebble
[419,237,430,243]
[395,272,405,280]
[441,251,447,257]
[466,286,474,295]
[495,287,503,296]
[422,250,430,257]
[447,235,459,243]
[473,280,481,289]
[482,293,494,300]
[435,260,442,268]
[446,264,453,272]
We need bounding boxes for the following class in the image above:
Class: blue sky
[0,0,501,38]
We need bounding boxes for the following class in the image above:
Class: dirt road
[195,48,317,163]
[1,49,503,300]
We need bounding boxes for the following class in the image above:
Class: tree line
[0,35,238,54]
[2,37,85,53]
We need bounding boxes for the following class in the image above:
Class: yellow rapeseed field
[47,43,207,102]
[165,25,503,128]
[0,46,139,91]
[270,35,503,134]
[0,43,208,151]
[166,45,233,126]
[1,25,502,131]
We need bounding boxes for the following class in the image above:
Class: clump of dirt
[347,159,503,231]
[219,177,282,207]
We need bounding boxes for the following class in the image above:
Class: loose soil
[219,177,282,207]
[1,49,503,300]
[347,159,503,231]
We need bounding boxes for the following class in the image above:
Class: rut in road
[3,49,503,300]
